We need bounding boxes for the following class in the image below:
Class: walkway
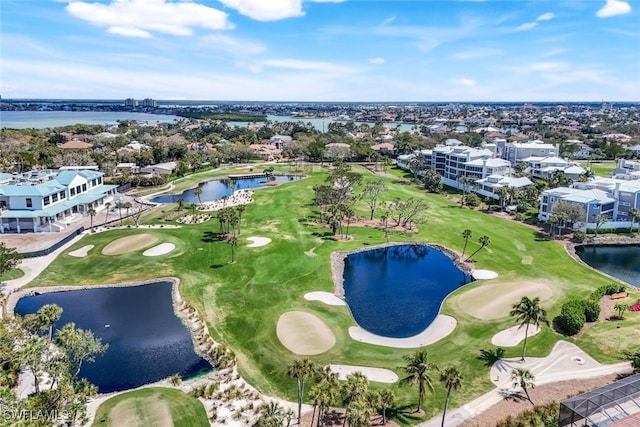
[418,341,632,427]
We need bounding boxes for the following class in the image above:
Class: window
[82,184,87,192]
[59,191,65,200]
[43,196,50,206]
[26,198,32,208]
[52,193,58,202]
[76,185,81,194]
[70,188,76,196]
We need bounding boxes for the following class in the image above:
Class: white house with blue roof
[0,169,118,233]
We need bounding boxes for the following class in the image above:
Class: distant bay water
[0,110,417,132]
[0,111,182,129]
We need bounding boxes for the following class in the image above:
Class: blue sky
[1,0,638,101]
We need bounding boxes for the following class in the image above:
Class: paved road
[418,341,632,427]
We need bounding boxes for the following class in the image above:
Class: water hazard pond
[150,174,302,204]
[14,281,211,393]
[576,245,640,287]
[342,245,473,338]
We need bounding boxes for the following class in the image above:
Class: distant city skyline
[1,0,639,102]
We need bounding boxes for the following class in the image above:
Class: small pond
[575,245,640,287]
[150,175,303,204]
[342,244,472,338]
[14,281,211,393]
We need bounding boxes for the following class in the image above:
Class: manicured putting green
[102,234,159,256]
[277,311,336,355]
[454,280,554,320]
[92,387,208,427]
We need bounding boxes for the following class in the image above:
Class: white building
[524,156,586,181]
[538,177,640,230]
[0,169,118,233]
[503,140,558,164]
[397,142,532,200]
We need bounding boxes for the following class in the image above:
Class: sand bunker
[68,244,94,258]
[349,315,457,349]
[304,292,346,306]
[329,364,398,383]
[102,234,159,255]
[455,280,554,320]
[491,324,541,347]
[472,269,499,280]
[247,236,271,247]
[277,311,336,355]
[143,243,176,257]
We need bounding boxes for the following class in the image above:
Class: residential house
[140,162,177,176]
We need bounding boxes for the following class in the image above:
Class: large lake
[342,245,472,338]
[575,245,640,287]
[14,281,211,393]
[150,175,302,204]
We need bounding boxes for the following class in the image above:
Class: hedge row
[555,283,625,336]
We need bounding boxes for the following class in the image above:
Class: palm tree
[345,398,373,427]
[236,204,245,235]
[255,402,285,427]
[629,208,640,233]
[227,236,238,263]
[38,304,63,341]
[194,186,203,204]
[123,201,132,218]
[510,296,548,361]
[116,201,124,225]
[511,368,535,405]
[400,349,438,413]
[104,202,111,223]
[466,235,491,261]
[177,197,184,211]
[495,186,508,210]
[439,367,463,427]
[287,358,316,422]
[341,372,369,426]
[461,229,472,258]
[314,366,339,426]
[614,302,629,319]
[379,389,395,425]
[87,207,96,232]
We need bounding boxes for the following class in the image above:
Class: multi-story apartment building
[397,140,531,200]
[503,140,558,164]
[0,169,118,233]
[538,177,640,230]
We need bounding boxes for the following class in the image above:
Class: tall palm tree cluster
[284,352,463,427]
[215,205,246,263]
[460,229,491,261]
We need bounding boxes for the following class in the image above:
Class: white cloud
[66,0,233,38]
[536,12,555,21]
[218,0,303,21]
[200,34,266,56]
[369,57,385,64]
[451,77,476,87]
[515,22,538,31]
[259,59,358,73]
[596,0,632,17]
[451,47,503,60]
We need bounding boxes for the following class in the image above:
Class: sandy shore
[349,315,457,348]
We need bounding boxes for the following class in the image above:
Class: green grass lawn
[577,160,617,177]
[92,387,208,427]
[33,165,640,424]
[0,268,24,281]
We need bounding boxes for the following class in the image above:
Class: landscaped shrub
[583,299,601,322]
[591,283,626,301]
[572,231,587,242]
[556,299,586,335]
